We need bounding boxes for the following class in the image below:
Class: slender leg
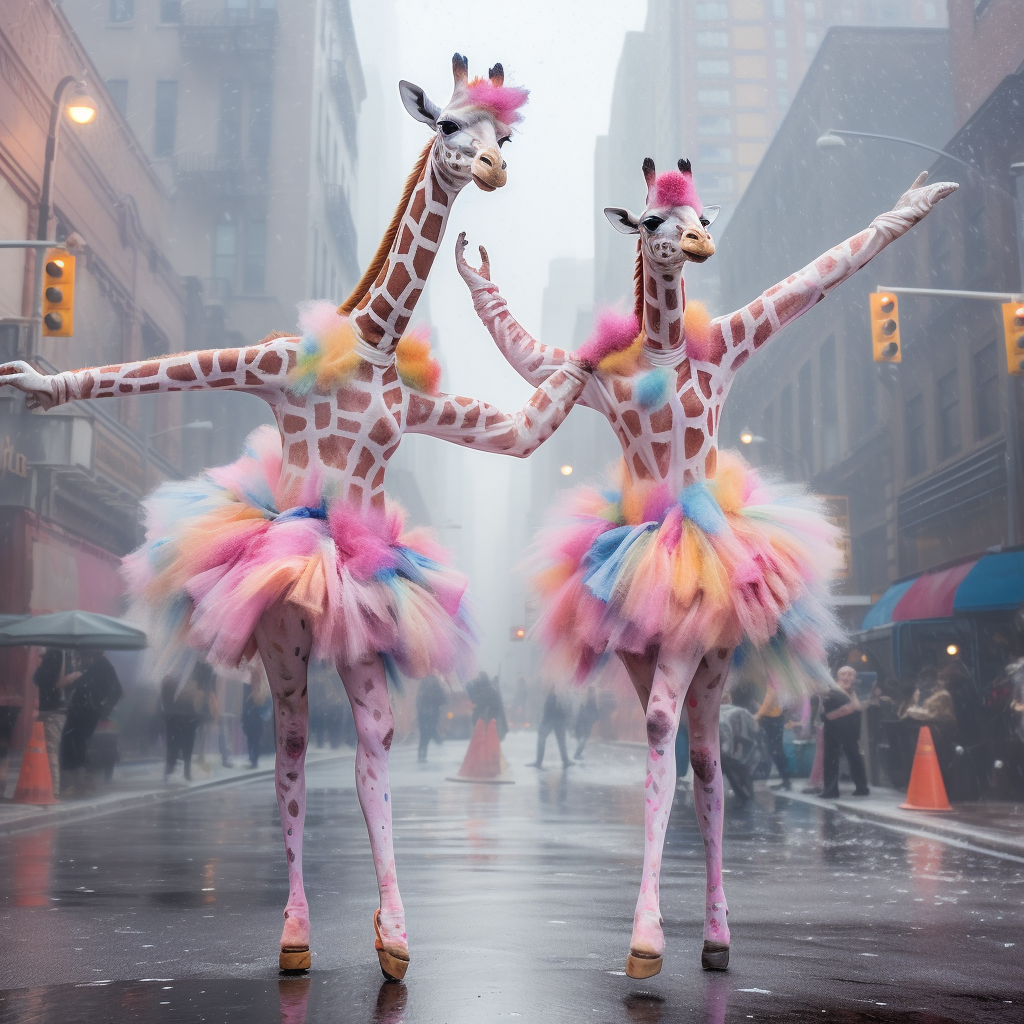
[686,648,734,964]
[618,648,657,711]
[621,647,704,971]
[337,655,408,960]
[254,604,312,961]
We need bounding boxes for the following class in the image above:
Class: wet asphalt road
[0,731,1022,1024]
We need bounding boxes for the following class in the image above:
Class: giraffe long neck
[352,140,460,355]
[642,257,686,354]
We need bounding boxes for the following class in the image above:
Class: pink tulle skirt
[529,452,845,701]
[122,427,475,678]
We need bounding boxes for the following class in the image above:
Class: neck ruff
[642,341,687,367]
[355,336,395,368]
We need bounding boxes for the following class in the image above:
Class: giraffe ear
[700,205,721,227]
[604,207,641,235]
[399,81,441,127]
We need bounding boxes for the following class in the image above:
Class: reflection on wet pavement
[0,733,1020,1023]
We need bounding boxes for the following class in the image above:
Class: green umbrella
[0,611,147,650]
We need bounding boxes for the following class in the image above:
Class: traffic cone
[899,726,952,812]
[448,718,513,784]
[13,721,58,805]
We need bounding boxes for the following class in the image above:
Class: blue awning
[954,551,1024,612]
[861,579,914,630]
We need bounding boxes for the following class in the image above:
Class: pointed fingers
[478,246,491,280]
[930,181,959,202]
[909,171,928,191]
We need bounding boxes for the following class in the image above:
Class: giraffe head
[399,54,527,192]
[604,158,721,268]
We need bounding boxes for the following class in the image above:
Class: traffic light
[1002,301,1024,376]
[41,250,75,337]
[869,292,900,362]
[509,626,526,641]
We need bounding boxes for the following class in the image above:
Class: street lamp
[560,464,573,476]
[31,77,98,357]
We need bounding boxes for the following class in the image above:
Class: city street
[0,732,1020,1023]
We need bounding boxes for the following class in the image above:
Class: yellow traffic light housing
[41,250,75,337]
[1002,302,1024,376]
[870,292,900,362]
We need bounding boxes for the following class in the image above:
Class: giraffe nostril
[479,154,493,168]
[501,161,507,170]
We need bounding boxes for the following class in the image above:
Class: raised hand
[455,231,491,289]
[0,361,58,410]
[892,170,958,216]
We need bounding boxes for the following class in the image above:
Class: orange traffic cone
[899,726,952,812]
[448,718,513,784]
[13,721,58,805]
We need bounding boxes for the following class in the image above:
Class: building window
[804,1,816,16]
[774,28,787,47]
[906,394,926,477]
[698,144,731,164]
[974,342,1001,440]
[937,370,961,460]
[773,0,786,16]
[700,173,734,193]
[243,219,266,294]
[696,31,728,49]
[777,87,790,107]
[218,80,243,159]
[159,0,181,21]
[775,57,789,79]
[697,89,730,107]
[154,80,178,157]
[695,2,728,18]
[697,115,731,136]
[109,0,133,22]
[249,81,272,166]
[923,1,937,17]
[805,30,818,50]
[106,79,128,118]
[213,221,236,286]
[820,335,838,466]
[697,60,730,77]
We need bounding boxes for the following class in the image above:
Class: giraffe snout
[681,228,715,260]
[471,147,507,191]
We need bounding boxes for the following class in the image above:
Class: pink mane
[575,309,640,368]
[652,171,703,215]
[465,79,529,126]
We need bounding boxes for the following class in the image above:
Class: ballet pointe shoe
[625,949,663,979]
[701,940,730,971]
[279,946,311,972]
[374,909,410,982]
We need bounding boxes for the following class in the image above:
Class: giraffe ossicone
[457,154,957,976]
[0,53,588,979]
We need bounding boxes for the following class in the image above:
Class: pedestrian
[59,650,123,797]
[529,688,572,768]
[465,672,509,740]
[416,676,445,762]
[573,686,600,759]
[754,686,791,791]
[241,661,270,769]
[32,648,75,797]
[162,673,202,781]
[719,698,762,805]
[819,666,869,799]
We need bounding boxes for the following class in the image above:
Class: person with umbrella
[60,650,123,797]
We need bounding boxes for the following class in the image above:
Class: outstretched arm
[405,364,588,458]
[0,336,299,410]
[710,173,958,377]
[456,232,572,388]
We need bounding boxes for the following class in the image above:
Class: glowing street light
[739,430,754,445]
[946,644,959,657]
[65,90,98,125]
[560,464,573,476]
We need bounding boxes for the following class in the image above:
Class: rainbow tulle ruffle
[122,426,475,678]
[530,452,846,702]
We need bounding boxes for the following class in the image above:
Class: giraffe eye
[438,120,460,136]
[498,136,511,148]
[642,217,664,232]
[700,216,711,228]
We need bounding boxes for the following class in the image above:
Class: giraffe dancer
[457,159,957,977]
[1,55,595,978]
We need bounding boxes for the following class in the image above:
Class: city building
[61,0,366,463]
[596,0,946,312]
[0,0,191,747]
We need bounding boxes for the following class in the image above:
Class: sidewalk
[0,748,352,836]
[775,784,1024,858]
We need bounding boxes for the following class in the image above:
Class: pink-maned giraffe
[1,55,592,978]
[457,158,957,976]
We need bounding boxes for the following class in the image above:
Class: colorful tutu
[122,426,476,678]
[530,452,846,702]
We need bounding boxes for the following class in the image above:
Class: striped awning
[862,551,1024,629]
